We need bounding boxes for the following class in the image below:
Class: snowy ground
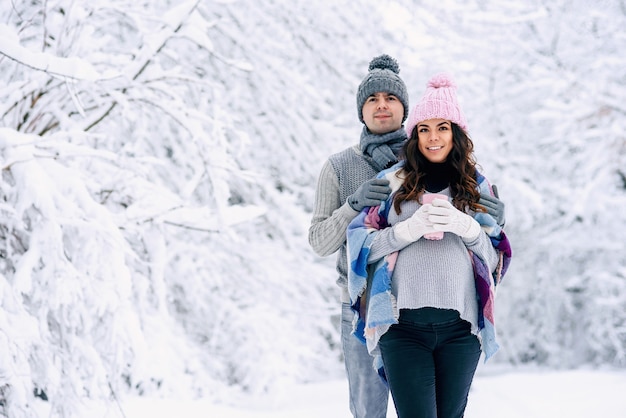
[82,368,626,417]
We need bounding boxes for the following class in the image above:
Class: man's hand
[479,184,506,227]
[348,178,391,211]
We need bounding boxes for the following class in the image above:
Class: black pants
[379,308,481,418]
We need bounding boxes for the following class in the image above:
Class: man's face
[362,92,404,134]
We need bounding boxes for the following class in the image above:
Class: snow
[2,0,626,417]
[78,369,626,417]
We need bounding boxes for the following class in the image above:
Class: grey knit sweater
[368,188,499,335]
[308,145,380,303]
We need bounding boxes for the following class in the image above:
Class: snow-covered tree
[483,0,626,367]
[0,0,415,416]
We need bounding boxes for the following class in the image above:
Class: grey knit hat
[356,54,409,124]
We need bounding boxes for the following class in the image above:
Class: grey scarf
[359,126,407,172]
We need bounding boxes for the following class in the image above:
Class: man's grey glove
[479,184,506,227]
[348,178,391,211]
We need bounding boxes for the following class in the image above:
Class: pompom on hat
[356,54,409,123]
[405,73,468,137]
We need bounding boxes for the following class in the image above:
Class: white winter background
[0,0,625,417]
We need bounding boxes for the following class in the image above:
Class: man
[308,55,505,418]
[309,54,409,418]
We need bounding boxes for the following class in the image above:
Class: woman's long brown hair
[393,123,485,215]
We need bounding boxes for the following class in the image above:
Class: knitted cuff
[462,218,482,241]
[394,220,418,245]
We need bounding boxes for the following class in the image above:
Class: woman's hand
[428,198,481,241]
[393,204,436,244]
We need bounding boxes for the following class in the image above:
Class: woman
[347,74,512,418]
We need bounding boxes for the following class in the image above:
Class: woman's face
[417,118,454,163]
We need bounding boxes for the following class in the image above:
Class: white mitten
[428,198,481,241]
[394,204,436,244]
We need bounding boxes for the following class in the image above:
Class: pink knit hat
[405,73,468,137]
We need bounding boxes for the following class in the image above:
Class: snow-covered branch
[0,24,117,81]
